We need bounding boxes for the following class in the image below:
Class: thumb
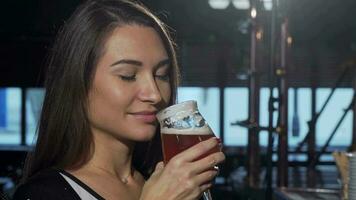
[155,161,165,171]
[151,161,164,177]
[141,162,165,199]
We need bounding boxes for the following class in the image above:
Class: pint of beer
[157,100,219,163]
[157,100,219,200]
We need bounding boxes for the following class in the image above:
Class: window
[224,87,353,147]
[259,88,313,147]
[26,88,45,145]
[0,86,352,148]
[0,88,21,144]
[177,87,220,137]
[224,87,248,146]
[316,88,353,146]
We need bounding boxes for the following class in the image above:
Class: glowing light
[256,30,263,40]
[263,0,273,11]
[287,36,293,45]
[208,0,230,9]
[232,0,250,10]
[251,7,257,18]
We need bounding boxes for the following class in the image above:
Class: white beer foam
[157,100,197,119]
[157,100,213,135]
[161,125,213,135]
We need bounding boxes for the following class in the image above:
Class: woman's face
[87,25,171,142]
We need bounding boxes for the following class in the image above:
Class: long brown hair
[22,0,179,181]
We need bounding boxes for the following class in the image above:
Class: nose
[137,75,163,104]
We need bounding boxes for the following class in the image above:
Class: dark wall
[0,0,82,87]
[0,0,355,87]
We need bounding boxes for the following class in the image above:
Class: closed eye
[155,74,170,81]
[119,75,136,82]
[154,63,170,82]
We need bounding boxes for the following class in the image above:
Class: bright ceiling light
[208,0,230,9]
[232,0,250,10]
[263,0,273,11]
[251,7,257,18]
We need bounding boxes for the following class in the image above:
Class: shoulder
[13,168,80,200]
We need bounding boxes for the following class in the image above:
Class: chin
[131,125,157,141]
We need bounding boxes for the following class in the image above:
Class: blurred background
[0,0,355,199]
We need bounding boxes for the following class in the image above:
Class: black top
[13,169,105,200]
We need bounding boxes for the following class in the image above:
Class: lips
[130,111,158,123]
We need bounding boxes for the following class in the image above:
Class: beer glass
[157,100,220,200]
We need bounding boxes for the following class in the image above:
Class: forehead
[102,24,168,61]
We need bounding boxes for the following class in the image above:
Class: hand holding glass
[157,100,220,200]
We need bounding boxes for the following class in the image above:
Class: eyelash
[155,74,170,81]
[119,74,170,82]
[119,75,136,82]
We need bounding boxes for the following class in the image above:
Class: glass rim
[157,100,197,119]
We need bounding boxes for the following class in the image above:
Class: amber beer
[157,100,219,200]
[156,100,219,163]
[161,133,219,163]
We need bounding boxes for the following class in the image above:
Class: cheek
[87,86,133,137]
[87,80,130,121]
[159,82,171,104]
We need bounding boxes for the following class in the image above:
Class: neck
[86,128,135,180]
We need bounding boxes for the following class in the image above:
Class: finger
[196,183,213,200]
[200,183,212,193]
[174,137,219,163]
[192,170,218,186]
[191,152,225,174]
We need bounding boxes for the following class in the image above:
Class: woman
[13,0,225,199]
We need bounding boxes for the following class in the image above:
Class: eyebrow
[110,59,142,67]
[110,58,171,69]
[155,59,171,69]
